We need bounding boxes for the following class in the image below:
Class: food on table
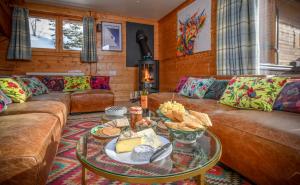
[105,117,130,127]
[159,101,185,117]
[129,106,143,130]
[164,110,212,132]
[131,145,155,162]
[101,127,121,136]
[116,128,162,153]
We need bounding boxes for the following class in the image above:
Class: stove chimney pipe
[136,30,152,60]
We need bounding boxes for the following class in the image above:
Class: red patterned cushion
[41,76,65,91]
[175,76,188,92]
[90,76,110,90]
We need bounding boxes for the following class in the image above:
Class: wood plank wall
[158,0,217,92]
[0,37,15,75]
[0,2,159,102]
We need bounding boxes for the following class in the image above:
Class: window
[63,20,83,50]
[29,17,56,49]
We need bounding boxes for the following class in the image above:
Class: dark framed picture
[101,22,122,51]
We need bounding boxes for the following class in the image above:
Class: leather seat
[2,101,67,128]
[0,113,61,185]
[70,89,114,113]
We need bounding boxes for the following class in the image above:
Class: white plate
[105,136,172,165]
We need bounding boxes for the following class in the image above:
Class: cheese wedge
[116,137,142,153]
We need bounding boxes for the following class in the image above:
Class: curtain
[217,0,259,75]
[7,7,31,60]
[81,16,97,62]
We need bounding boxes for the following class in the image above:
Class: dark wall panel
[126,22,154,67]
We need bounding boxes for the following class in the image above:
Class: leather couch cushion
[0,113,61,185]
[70,89,114,113]
[29,92,71,114]
[2,101,67,128]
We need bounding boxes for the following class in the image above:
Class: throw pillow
[220,77,288,111]
[0,89,12,104]
[90,76,110,90]
[204,80,229,100]
[273,80,300,113]
[22,77,49,96]
[0,99,7,113]
[0,78,28,103]
[175,76,188,92]
[42,76,65,91]
[180,77,215,98]
[63,76,91,92]
[13,77,32,99]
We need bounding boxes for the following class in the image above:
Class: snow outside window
[63,20,83,51]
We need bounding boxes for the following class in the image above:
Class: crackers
[101,127,121,136]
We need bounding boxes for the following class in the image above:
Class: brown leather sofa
[0,89,114,185]
[148,92,300,185]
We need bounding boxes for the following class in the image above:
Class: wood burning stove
[138,59,159,93]
[136,30,159,93]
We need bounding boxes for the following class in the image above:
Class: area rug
[46,113,253,185]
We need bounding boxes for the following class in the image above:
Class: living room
[0,0,299,185]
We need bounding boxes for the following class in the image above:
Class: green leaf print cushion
[180,77,215,98]
[63,76,91,92]
[219,77,288,111]
[0,78,29,103]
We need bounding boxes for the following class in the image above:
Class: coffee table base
[80,165,207,185]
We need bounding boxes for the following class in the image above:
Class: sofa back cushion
[0,89,12,104]
[204,80,229,100]
[90,76,110,90]
[273,80,300,113]
[21,77,49,96]
[175,76,188,92]
[63,76,91,92]
[0,99,6,113]
[41,76,65,91]
[14,77,32,99]
[179,77,215,98]
[0,78,30,103]
[220,77,288,111]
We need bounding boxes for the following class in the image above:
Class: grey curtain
[217,0,259,75]
[7,7,31,60]
[81,16,97,62]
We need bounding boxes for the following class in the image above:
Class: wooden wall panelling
[6,2,158,102]
[158,0,217,92]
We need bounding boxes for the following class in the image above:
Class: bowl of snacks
[163,108,212,144]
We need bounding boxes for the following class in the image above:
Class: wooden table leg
[82,165,86,185]
[196,173,205,185]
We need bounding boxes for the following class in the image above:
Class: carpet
[46,113,253,185]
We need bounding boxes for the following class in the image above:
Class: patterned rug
[46,113,253,185]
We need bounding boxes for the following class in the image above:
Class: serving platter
[104,136,172,165]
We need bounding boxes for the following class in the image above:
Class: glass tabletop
[76,127,222,179]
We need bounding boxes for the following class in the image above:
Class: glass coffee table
[76,128,222,185]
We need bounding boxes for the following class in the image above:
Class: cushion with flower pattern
[42,76,65,91]
[0,78,29,103]
[14,77,32,99]
[22,77,49,96]
[175,76,188,92]
[179,77,215,98]
[273,79,300,113]
[0,89,12,104]
[220,77,288,111]
[204,80,229,100]
[90,76,110,90]
[0,99,7,113]
[63,76,91,92]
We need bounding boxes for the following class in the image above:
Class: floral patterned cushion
[22,77,49,96]
[63,76,91,92]
[204,80,229,100]
[42,76,65,91]
[0,99,7,113]
[0,78,29,103]
[14,77,32,99]
[0,89,12,104]
[220,77,288,111]
[90,76,110,90]
[175,76,189,92]
[179,77,215,98]
[273,80,300,113]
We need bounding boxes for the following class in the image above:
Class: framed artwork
[101,22,122,51]
[177,0,211,57]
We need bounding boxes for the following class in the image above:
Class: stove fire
[142,66,154,83]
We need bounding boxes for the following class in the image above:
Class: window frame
[62,18,83,52]
[29,12,59,52]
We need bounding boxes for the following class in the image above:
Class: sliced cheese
[116,137,142,153]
